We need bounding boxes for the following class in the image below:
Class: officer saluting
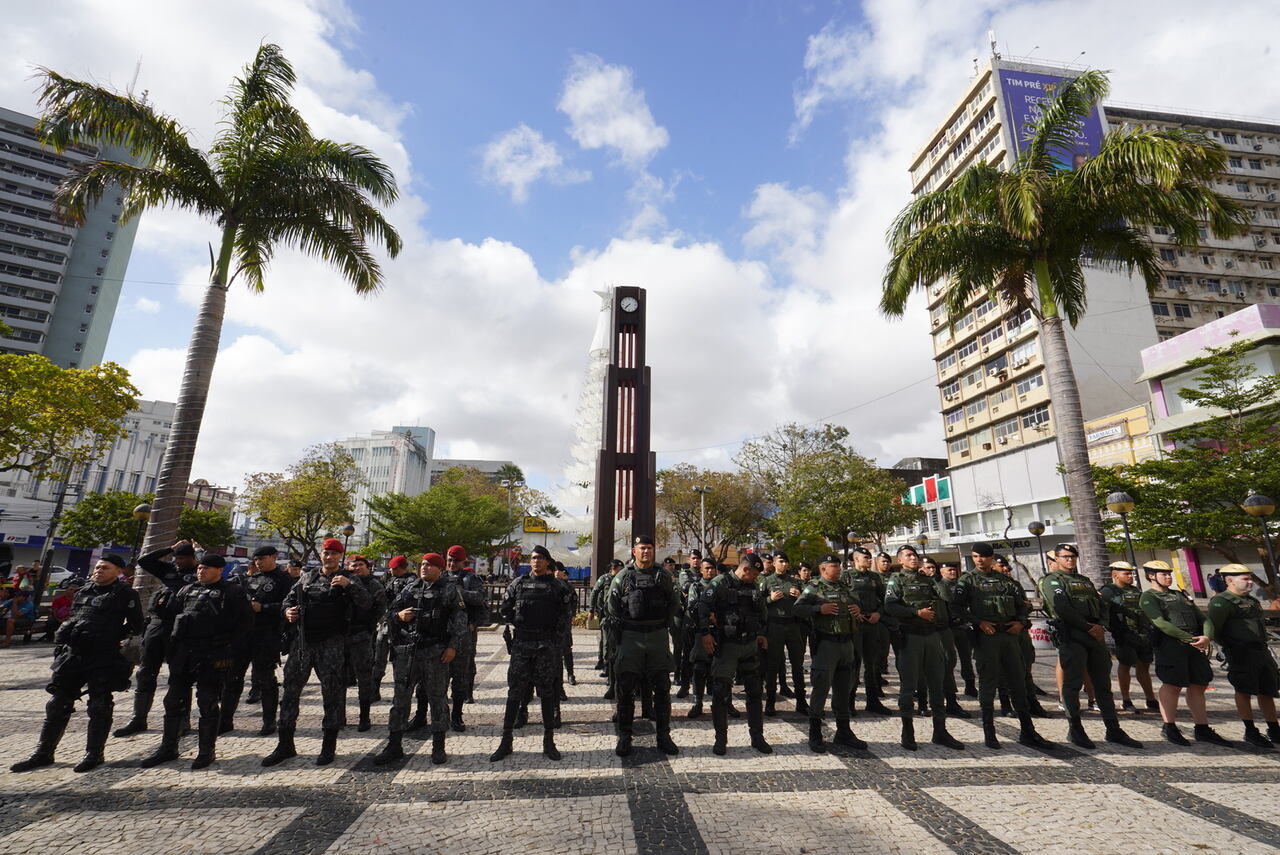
[12,554,143,773]
[220,545,292,736]
[140,553,252,769]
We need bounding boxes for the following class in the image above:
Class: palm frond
[1079,223,1165,295]
[254,214,383,293]
[886,162,1002,248]
[1019,69,1110,174]
[54,160,224,225]
[881,221,1028,319]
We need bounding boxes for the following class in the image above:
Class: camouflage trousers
[504,640,560,727]
[374,626,392,690]
[344,630,376,705]
[388,643,451,734]
[279,634,348,731]
[448,628,477,703]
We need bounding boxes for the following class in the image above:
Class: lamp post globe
[1028,521,1047,573]
[129,503,153,568]
[1105,491,1138,566]
[340,522,356,556]
[1242,492,1278,586]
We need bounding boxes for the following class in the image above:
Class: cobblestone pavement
[2,631,1280,854]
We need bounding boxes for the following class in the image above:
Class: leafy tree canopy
[656,463,771,564]
[240,443,362,561]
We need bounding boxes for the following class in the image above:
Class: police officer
[760,550,807,716]
[952,544,1052,751]
[553,560,576,698]
[696,553,771,755]
[490,545,574,762]
[874,552,898,683]
[114,540,198,737]
[374,555,415,698]
[344,554,386,732]
[606,535,681,757]
[683,557,719,718]
[140,553,252,769]
[12,555,143,773]
[1038,543,1141,749]
[445,546,488,729]
[1139,560,1223,746]
[1208,564,1280,748]
[884,545,963,751]
[374,553,468,765]
[994,555,1051,716]
[263,538,371,767]
[939,562,977,697]
[794,554,867,753]
[220,546,291,736]
[847,547,891,715]
[1100,561,1158,715]
[591,559,623,697]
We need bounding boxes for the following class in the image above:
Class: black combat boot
[834,718,866,750]
[1193,723,1231,748]
[1243,721,1273,749]
[998,688,1013,717]
[218,692,239,735]
[764,679,777,717]
[747,693,771,754]
[260,684,279,736]
[515,701,530,729]
[451,697,466,732]
[900,716,917,751]
[726,698,741,719]
[1266,720,1280,745]
[191,718,219,770]
[489,725,515,762]
[11,712,70,772]
[778,675,794,699]
[1017,713,1053,750]
[566,662,577,687]
[931,714,964,750]
[246,685,261,704]
[602,673,616,701]
[543,728,562,761]
[73,716,111,773]
[1067,717,1096,749]
[675,680,690,699]
[358,701,372,733]
[1104,719,1143,749]
[794,689,809,716]
[615,700,634,757]
[115,690,153,738]
[865,692,892,715]
[316,728,339,766]
[963,677,978,698]
[1027,696,1053,719]
[1145,697,1159,711]
[945,694,971,719]
[654,691,679,756]
[431,731,448,765]
[981,710,1001,749]
[808,718,826,753]
[711,697,730,756]
[139,715,182,768]
[1161,722,1190,745]
[405,705,427,732]
[261,726,298,766]
[374,732,405,764]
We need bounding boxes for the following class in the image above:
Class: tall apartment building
[0,106,140,367]
[909,58,1280,545]
[336,426,437,546]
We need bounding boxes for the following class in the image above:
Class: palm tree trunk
[1034,261,1109,584]
[133,225,236,604]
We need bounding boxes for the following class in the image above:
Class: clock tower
[591,286,656,578]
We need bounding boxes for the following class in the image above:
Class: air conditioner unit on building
[1268,193,1277,201]
[997,436,1008,445]
[1220,289,1230,296]
[1257,238,1269,247]
[982,442,992,450]
[1225,260,1235,268]
[1177,285,1187,293]
[1255,144,1265,151]
[1043,518,1054,526]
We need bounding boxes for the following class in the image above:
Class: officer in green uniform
[1138,560,1225,746]
[794,554,867,753]
[884,545,963,751]
[683,557,719,718]
[695,553,771,755]
[1100,561,1158,714]
[951,543,1051,750]
[846,547,891,715]
[1038,543,1141,749]
[606,535,680,757]
[674,551,701,698]
[940,562,977,698]
[760,551,808,716]
[994,555,1051,716]
[1207,564,1280,748]
[932,561,971,721]
[589,560,622,683]
[875,552,899,683]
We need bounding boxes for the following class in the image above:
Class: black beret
[173,543,197,557]
[820,553,842,565]
[633,535,654,546]
[253,546,279,558]
[101,553,127,568]
[198,552,226,569]
[531,545,552,561]
[609,559,625,568]
[773,550,789,561]
[760,552,773,560]
[1055,543,1079,556]
[287,558,304,568]
[740,553,763,569]
[970,542,995,557]
[689,549,702,558]
[852,547,872,557]
[896,545,918,556]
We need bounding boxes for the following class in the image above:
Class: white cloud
[481,123,589,203]
[558,54,669,169]
[132,297,162,314]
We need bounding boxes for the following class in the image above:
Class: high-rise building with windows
[909,57,1280,546]
[0,106,141,368]
[335,426,437,546]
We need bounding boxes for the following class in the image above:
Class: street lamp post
[1106,491,1138,567]
[692,485,712,555]
[1028,520,1047,575]
[915,532,929,561]
[799,539,809,564]
[341,522,356,556]
[130,503,153,568]
[844,530,857,565]
[1242,491,1278,587]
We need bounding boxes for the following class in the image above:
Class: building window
[1236,181,1251,193]
[1201,254,1215,266]
[1157,330,1177,342]
[1153,225,1170,235]
[1262,258,1274,270]
[1229,156,1244,168]
[1173,303,1191,318]
[927,508,940,531]
[962,367,983,386]
[979,325,1004,347]
[1269,286,1279,298]
[964,399,987,418]
[112,470,124,490]
[942,380,959,398]
[85,304,93,313]
[945,408,963,425]
[989,385,1013,407]
[1250,159,1264,170]
[1151,302,1170,316]
[1015,371,1045,395]
[1159,248,1177,262]
[73,343,82,352]
[1223,133,1238,144]
[128,473,140,493]
[1021,404,1050,429]
[956,338,979,359]
[942,506,955,530]
[145,477,156,493]
[993,417,1020,439]
[949,437,969,454]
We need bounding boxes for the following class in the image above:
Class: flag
[924,477,938,503]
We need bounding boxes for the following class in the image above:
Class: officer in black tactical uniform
[606,535,681,757]
[263,537,371,767]
[445,544,489,731]
[220,545,291,736]
[345,554,386,733]
[374,555,414,699]
[683,556,718,717]
[114,540,199,737]
[374,553,468,765]
[846,547,892,715]
[139,553,252,769]
[490,544,574,762]
[12,555,143,773]
[695,553,772,755]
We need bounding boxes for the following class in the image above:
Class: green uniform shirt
[1139,588,1210,643]
[1099,582,1152,643]
[1207,590,1269,648]
[846,568,886,616]
[1038,570,1106,631]
[759,571,803,620]
[589,571,616,614]
[794,576,859,636]
[696,573,768,642]
[884,569,947,632]
[952,569,1028,626]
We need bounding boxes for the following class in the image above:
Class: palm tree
[880,69,1248,581]
[36,44,402,595]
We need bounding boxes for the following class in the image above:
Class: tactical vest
[619,567,671,628]
[803,578,858,636]
[1100,583,1149,637]
[513,574,561,639]
[299,572,349,638]
[398,579,452,645]
[959,570,1019,623]
[892,571,946,631]
[1144,589,1201,635]
[1212,592,1268,647]
[846,570,883,614]
[243,569,288,628]
[718,578,765,642]
[1039,571,1103,621]
[762,572,801,620]
[57,580,136,649]
[171,581,241,646]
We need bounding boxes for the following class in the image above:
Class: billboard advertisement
[998,69,1106,169]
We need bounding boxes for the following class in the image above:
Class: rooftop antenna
[988,30,1000,60]
[1026,45,1040,59]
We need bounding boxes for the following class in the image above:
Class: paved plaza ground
[2,629,1280,854]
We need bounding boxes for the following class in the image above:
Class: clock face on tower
[619,296,639,313]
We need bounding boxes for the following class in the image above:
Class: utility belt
[768,615,794,625]
[620,620,667,633]
[814,630,855,643]
[514,626,558,643]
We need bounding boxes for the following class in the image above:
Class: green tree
[0,355,138,477]
[656,463,771,563]
[240,443,363,561]
[1092,335,1280,582]
[58,490,149,548]
[177,508,236,549]
[35,44,402,589]
[366,481,512,559]
[734,423,852,503]
[880,69,1248,581]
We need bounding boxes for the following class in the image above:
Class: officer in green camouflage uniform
[1038,543,1141,750]
[846,547,891,715]
[591,560,623,693]
[606,535,680,757]
[1099,561,1158,714]
[940,562,977,698]
[884,545,963,751]
[1208,564,1280,748]
[932,560,972,721]
[683,557,718,718]
[794,554,867,753]
[951,543,1051,751]
[695,553,771,755]
[760,551,808,716]
[674,550,701,698]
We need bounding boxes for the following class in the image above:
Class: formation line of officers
[9,535,1280,772]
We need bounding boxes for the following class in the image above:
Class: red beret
[349,554,368,564]
[423,553,445,569]
[322,538,345,553]
[447,545,467,561]
[388,556,408,570]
